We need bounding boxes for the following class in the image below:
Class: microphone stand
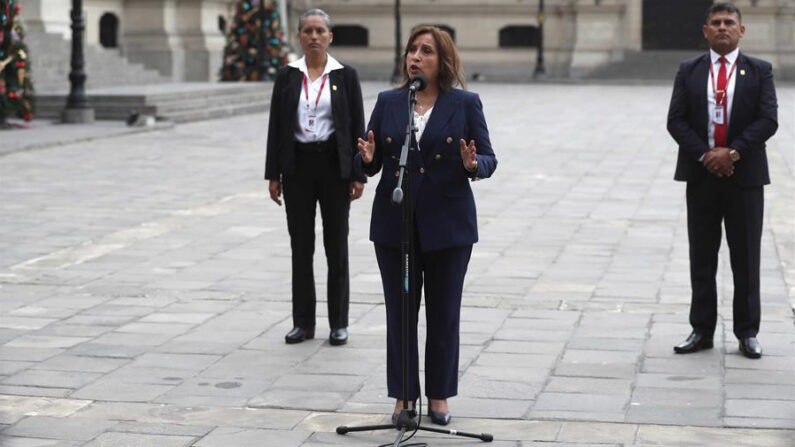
[336,88,493,445]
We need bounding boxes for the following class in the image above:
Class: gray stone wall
[18,0,795,82]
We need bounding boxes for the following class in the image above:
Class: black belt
[295,135,336,153]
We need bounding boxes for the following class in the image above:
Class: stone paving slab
[0,82,793,445]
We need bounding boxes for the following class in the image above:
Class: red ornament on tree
[1,0,36,125]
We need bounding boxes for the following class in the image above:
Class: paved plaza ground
[1,82,794,446]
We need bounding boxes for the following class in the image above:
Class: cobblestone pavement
[1,82,793,446]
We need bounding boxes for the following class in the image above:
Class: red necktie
[714,57,727,147]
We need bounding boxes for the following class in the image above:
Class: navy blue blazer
[357,88,497,252]
[667,52,778,187]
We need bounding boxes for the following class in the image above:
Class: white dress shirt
[706,47,739,149]
[290,54,344,143]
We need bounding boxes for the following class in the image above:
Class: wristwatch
[729,149,741,162]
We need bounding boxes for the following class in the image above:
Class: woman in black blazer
[264,8,365,346]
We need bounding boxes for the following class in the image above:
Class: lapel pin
[739,69,746,76]
[332,85,338,91]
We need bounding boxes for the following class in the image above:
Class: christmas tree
[220,0,288,82]
[0,0,35,126]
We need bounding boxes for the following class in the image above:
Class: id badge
[305,112,317,132]
[713,107,724,125]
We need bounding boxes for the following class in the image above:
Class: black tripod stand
[336,79,493,446]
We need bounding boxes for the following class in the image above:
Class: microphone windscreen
[411,75,428,91]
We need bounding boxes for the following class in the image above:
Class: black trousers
[282,138,350,330]
[375,237,472,401]
[686,176,763,339]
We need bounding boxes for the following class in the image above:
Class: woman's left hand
[460,139,478,173]
[350,181,365,201]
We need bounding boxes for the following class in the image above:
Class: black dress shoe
[673,332,713,354]
[739,337,762,359]
[329,328,348,346]
[285,327,314,344]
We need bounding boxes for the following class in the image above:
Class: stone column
[20,0,71,37]
[736,0,795,80]
[623,0,641,51]
[569,0,626,77]
[122,0,185,80]
[777,0,795,80]
[176,0,227,81]
[276,0,289,40]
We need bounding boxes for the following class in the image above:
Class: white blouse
[413,107,433,150]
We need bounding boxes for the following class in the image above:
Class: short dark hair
[706,2,742,23]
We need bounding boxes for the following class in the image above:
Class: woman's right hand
[268,179,282,206]
[357,130,375,165]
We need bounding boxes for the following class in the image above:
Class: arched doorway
[99,13,119,48]
[331,25,368,47]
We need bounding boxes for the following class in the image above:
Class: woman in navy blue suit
[357,25,497,425]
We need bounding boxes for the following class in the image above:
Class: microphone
[392,187,403,204]
[408,75,428,92]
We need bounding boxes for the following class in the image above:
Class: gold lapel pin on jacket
[332,85,338,91]
[740,69,746,76]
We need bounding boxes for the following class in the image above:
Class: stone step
[25,31,171,92]
[584,50,702,80]
[35,83,271,123]
[167,101,269,123]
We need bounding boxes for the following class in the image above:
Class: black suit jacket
[265,62,365,182]
[667,52,778,187]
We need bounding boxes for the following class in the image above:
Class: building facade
[19,0,795,83]
[297,0,794,80]
[22,0,233,82]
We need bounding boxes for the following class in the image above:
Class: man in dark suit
[667,2,778,359]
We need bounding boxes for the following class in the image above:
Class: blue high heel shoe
[428,402,451,426]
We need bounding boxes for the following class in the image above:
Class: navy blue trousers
[375,240,471,401]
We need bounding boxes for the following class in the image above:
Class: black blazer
[265,62,365,182]
[667,52,778,187]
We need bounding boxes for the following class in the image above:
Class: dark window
[99,13,119,48]
[642,0,711,50]
[499,26,539,48]
[331,25,368,47]
[218,15,227,33]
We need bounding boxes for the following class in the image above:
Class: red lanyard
[302,73,328,111]
[709,58,737,107]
